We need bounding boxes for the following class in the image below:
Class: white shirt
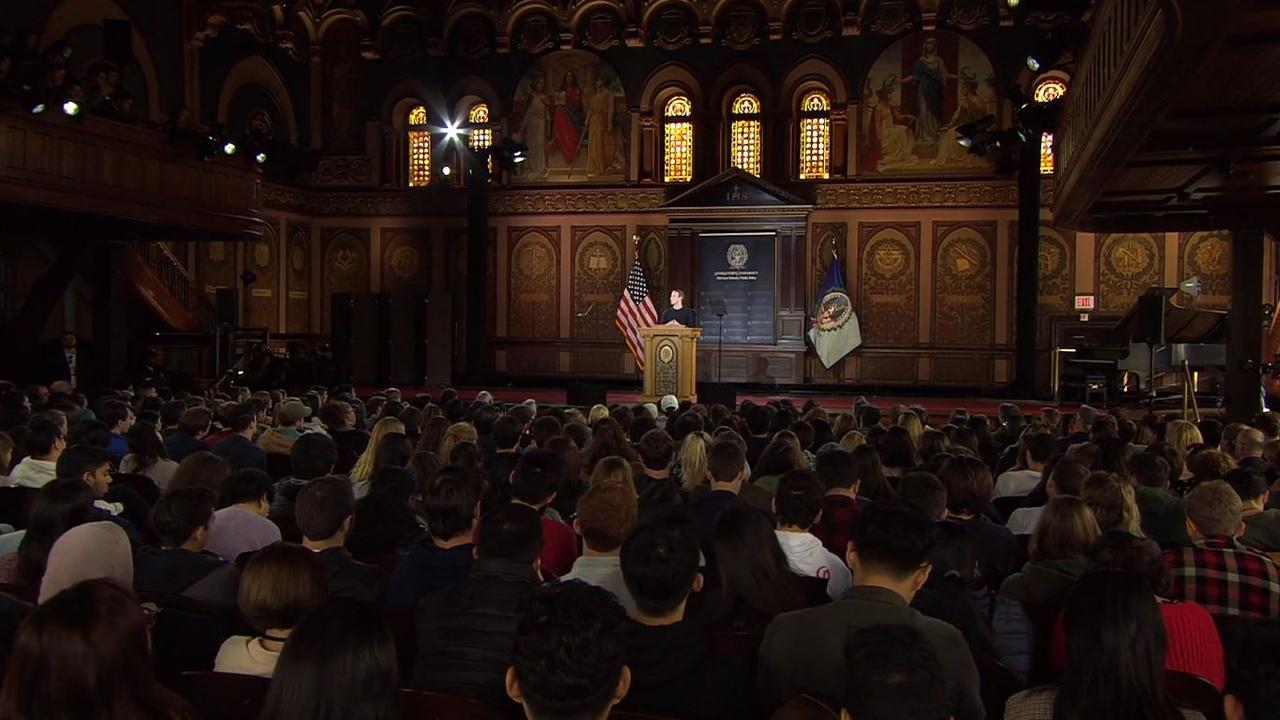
[7,457,58,489]
[1005,505,1045,536]
[994,468,1042,499]
[214,636,281,678]
[561,555,637,614]
[775,530,852,601]
[64,349,77,387]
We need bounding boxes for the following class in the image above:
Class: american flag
[616,256,658,369]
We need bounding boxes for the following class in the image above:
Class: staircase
[125,242,214,333]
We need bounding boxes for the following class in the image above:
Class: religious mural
[861,31,997,174]
[512,50,628,183]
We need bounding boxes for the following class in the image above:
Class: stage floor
[371,385,1076,417]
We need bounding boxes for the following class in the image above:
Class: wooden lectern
[639,326,701,402]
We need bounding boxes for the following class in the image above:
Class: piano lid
[1114,287,1226,345]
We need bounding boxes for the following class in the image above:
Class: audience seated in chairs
[166,407,213,463]
[843,624,953,720]
[511,450,580,578]
[205,469,280,563]
[773,470,852,601]
[560,477,639,613]
[386,466,481,609]
[134,487,238,612]
[294,474,384,603]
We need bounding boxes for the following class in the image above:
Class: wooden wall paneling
[380,228,431,296]
[777,224,807,343]
[1096,233,1163,313]
[507,227,561,339]
[570,226,625,340]
[668,226,696,304]
[857,223,920,347]
[932,222,996,347]
[285,224,311,333]
[198,240,237,312]
[637,225,668,304]
[1036,226,1076,347]
[1179,231,1232,309]
[932,355,994,384]
[859,353,918,382]
[321,227,371,332]
[245,221,280,331]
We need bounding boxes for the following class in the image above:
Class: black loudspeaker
[566,382,607,407]
[1136,292,1165,345]
[698,383,737,408]
[348,294,388,385]
[388,295,427,385]
[330,293,354,383]
[214,287,238,327]
[103,19,133,65]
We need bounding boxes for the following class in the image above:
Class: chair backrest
[976,653,1025,720]
[709,629,760,657]
[143,594,232,682]
[992,496,1025,524]
[1165,670,1221,715]
[0,487,38,530]
[768,694,838,720]
[399,689,508,720]
[171,671,270,720]
[384,607,417,683]
[111,472,160,505]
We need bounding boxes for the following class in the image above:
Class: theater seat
[385,607,417,682]
[398,689,507,720]
[976,654,1024,720]
[992,496,1025,524]
[1165,670,1220,715]
[0,487,38,530]
[111,472,160,505]
[171,671,270,720]
[768,694,838,719]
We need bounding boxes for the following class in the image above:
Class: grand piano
[1059,287,1227,403]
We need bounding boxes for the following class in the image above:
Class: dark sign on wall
[696,233,775,344]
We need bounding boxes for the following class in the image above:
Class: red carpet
[362,385,1075,417]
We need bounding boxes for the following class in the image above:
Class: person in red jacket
[511,450,580,578]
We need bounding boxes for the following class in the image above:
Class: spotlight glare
[1026,55,1042,73]
[254,151,268,164]
[445,121,460,141]
[61,99,80,116]
[958,136,974,148]
[441,164,453,176]
[30,102,46,115]
[222,141,238,156]
[1006,0,1019,7]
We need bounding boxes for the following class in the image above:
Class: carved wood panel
[285,224,310,333]
[381,228,431,295]
[858,223,919,346]
[245,222,279,332]
[1037,226,1075,347]
[637,225,668,306]
[932,356,993,384]
[860,354,917,382]
[199,240,237,298]
[571,226,625,340]
[811,222,847,300]
[1180,231,1231,309]
[322,228,370,330]
[508,227,560,339]
[1097,233,1163,313]
[933,223,995,346]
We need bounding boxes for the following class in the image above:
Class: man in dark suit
[45,332,84,388]
[210,402,267,471]
[296,474,384,603]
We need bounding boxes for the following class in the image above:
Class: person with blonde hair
[589,456,634,490]
[677,432,711,492]
[588,404,610,425]
[838,430,865,451]
[438,422,478,467]
[1165,419,1204,458]
[350,418,406,496]
[897,412,924,447]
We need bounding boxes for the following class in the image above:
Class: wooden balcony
[0,106,263,239]
[1054,0,1280,231]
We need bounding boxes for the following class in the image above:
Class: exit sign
[1074,295,1096,312]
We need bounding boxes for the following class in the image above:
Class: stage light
[1006,0,1019,7]
[440,164,453,177]
[222,140,238,156]
[958,136,974,148]
[30,101,46,115]
[445,121,460,141]
[61,99,80,116]
[254,151,267,164]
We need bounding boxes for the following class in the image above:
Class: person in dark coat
[410,503,543,711]
[386,468,480,609]
[132,487,238,611]
[165,407,213,463]
[295,474,384,603]
[210,403,266,472]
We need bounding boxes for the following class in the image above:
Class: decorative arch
[382,78,435,127]
[780,56,848,106]
[442,8,496,48]
[780,0,841,40]
[295,7,369,42]
[639,62,704,114]
[709,62,774,120]
[217,55,299,143]
[39,0,161,121]
[569,0,626,35]
[504,1,560,39]
[710,0,771,29]
[447,76,503,119]
[640,0,699,30]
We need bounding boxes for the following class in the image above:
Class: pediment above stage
[663,169,810,210]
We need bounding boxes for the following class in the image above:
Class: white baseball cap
[660,395,679,412]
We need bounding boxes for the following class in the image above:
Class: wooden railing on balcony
[0,106,263,239]
[134,242,214,331]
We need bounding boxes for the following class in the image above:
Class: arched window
[729,92,762,177]
[1033,77,1067,175]
[798,90,830,180]
[663,94,694,183]
[407,104,431,187]
[467,102,492,152]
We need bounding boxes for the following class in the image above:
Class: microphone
[575,303,595,319]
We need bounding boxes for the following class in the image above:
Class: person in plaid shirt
[1163,480,1280,618]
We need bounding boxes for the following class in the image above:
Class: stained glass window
[798,90,830,180]
[663,94,693,183]
[467,103,492,151]
[407,104,430,187]
[729,92,762,177]
[1033,78,1067,175]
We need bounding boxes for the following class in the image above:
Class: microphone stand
[716,310,726,383]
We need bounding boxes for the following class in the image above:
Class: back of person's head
[879,425,918,469]
[852,501,936,580]
[1088,531,1170,596]
[843,624,950,720]
[423,470,482,542]
[291,432,337,480]
[814,447,856,491]
[637,429,674,472]
[897,471,947,521]
[151,486,216,548]
[509,580,629,720]
[1024,432,1053,465]
[226,401,257,433]
[54,444,112,483]
[620,507,701,618]
[99,399,131,430]
[774,470,824,529]
[711,503,808,621]
[1185,480,1243,537]
[0,579,192,720]
[588,455,632,489]
[169,451,231,494]
[706,439,746,485]
[261,598,400,720]
[477,503,544,563]
[1048,459,1091,496]
[295,475,355,542]
[530,416,562,449]
[1225,466,1269,504]
[23,418,63,458]
[1223,620,1280,720]
[574,480,638,553]
[317,401,351,430]
[1082,472,1129,532]
[218,468,274,509]
[1058,570,1183,720]
[936,455,992,516]
[512,450,566,505]
[16,478,95,587]
[1030,496,1101,562]
[239,542,327,634]
[177,406,213,436]
[493,415,523,450]
[1127,452,1172,489]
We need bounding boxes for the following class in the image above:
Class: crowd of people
[0,28,138,119]
[0,382,1277,720]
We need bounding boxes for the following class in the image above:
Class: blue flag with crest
[808,258,862,369]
